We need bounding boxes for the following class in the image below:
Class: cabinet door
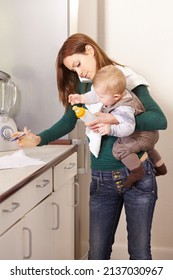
[0,219,24,259]
[22,195,53,260]
[51,177,75,260]
[0,179,75,260]
[23,177,75,260]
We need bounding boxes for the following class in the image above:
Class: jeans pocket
[133,178,156,194]
[133,160,157,194]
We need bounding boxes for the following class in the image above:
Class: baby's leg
[121,153,145,188]
[148,148,167,176]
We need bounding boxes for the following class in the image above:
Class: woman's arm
[15,106,78,148]
[133,85,167,131]
[86,85,167,132]
[38,106,78,145]
[39,81,89,144]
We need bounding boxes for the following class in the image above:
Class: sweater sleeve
[133,85,167,131]
[38,106,78,145]
[82,88,99,104]
[37,81,91,146]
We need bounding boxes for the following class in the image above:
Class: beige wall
[103,0,173,260]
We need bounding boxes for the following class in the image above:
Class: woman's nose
[76,69,83,77]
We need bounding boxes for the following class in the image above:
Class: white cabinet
[0,196,53,259]
[22,195,53,259]
[0,150,77,260]
[51,152,77,259]
[0,218,24,259]
[52,178,75,259]
[0,168,52,236]
[0,168,53,260]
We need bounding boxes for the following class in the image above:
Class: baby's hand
[68,94,82,105]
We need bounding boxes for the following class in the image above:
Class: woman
[15,33,167,260]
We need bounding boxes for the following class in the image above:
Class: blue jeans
[88,159,158,260]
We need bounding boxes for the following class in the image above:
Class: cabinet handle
[64,162,76,169]
[73,181,80,207]
[2,202,20,213]
[36,179,50,188]
[23,227,32,259]
[51,202,60,230]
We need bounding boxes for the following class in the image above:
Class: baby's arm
[95,106,135,136]
[68,88,99,105]
[109,106,136,137]
[68,93,82,105]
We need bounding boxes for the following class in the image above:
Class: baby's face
[97,92,116,106]
[94,86,120,106]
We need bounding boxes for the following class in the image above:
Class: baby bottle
[72,106,97,122]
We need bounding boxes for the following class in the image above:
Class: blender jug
[0,70,18,151]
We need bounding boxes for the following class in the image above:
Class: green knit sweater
[38,85,167,171]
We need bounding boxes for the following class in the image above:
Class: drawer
[54,152,77,190]
[0,168,52,235]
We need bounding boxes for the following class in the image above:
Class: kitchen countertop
[0,144,77,202]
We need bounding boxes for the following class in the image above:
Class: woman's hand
[86,112,119,131]
[12,127,41,148]
[97,123,111,135]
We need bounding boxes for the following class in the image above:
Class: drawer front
[0,168,52,235]
[54,152,77,190]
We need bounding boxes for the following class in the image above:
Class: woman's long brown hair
[56,33,121,108]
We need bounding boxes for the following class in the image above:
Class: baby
[69,65,167,188]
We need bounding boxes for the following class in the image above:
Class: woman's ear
[85,44,94,55]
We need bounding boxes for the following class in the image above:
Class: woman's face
[63,45,97,80]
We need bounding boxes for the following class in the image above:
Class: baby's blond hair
[93,65,126,96]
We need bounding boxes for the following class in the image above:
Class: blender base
[0,117,19,152]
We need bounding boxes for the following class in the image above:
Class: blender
[0,70,18,151]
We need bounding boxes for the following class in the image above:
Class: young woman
[15,33,167,260]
